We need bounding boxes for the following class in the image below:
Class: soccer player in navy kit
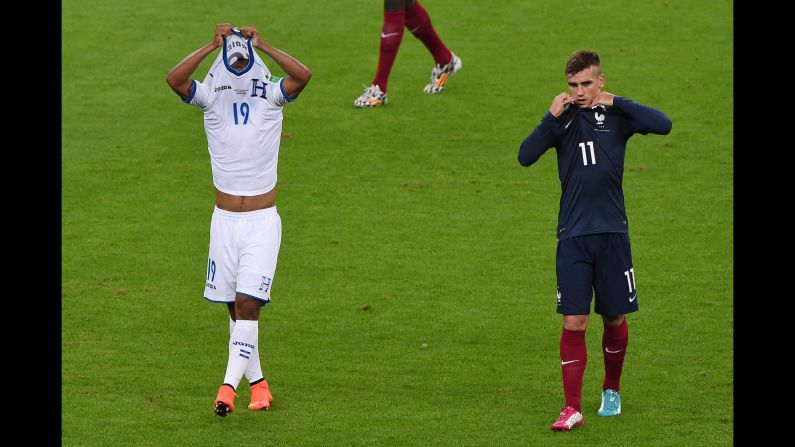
[517,50,672,431]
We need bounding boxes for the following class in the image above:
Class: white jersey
[185,34,294,196]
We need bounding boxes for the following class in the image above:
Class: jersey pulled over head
[223,29,257,74]
[184,27,296,197]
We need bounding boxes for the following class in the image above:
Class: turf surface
[63,1,733,445]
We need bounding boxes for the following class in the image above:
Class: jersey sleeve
[613,96,672,136]
[264,76,296,107]
[518,111,568,167]
[184,79,211,109]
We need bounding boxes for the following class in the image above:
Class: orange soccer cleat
[213,384,238,417]
[248,380,274,411]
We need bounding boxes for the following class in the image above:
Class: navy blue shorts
[555,233,639,316]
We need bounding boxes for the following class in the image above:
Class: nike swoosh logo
[564,118,574,129]
[561,360,579,365]
[381,32,400,38]
[605,348,624,354]
[629,294,637,302]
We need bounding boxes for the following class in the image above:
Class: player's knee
[602,314,625,327]
[562,315,588,331]
[234,295,262,320]
[384,0,406,12]
[236,307,259,320]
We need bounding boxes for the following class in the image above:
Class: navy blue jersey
[518,96,671,240]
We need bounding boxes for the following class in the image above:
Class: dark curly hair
[565,50,601,77]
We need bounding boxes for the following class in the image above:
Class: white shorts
[204,206,282,304]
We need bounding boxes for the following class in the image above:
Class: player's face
[232,58,248,71]
[566,66,605,108]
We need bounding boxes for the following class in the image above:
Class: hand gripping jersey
[518,97,671,240]
[185,30,295,196]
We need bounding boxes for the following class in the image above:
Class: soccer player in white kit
[166,23,311,417]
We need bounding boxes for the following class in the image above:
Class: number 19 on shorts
[207,258,216,282]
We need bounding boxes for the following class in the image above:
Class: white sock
[229,318,264,384]
[223,319,258,389]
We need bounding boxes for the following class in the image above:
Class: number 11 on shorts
[623,268,636,293]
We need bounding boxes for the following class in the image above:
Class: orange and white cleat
[354,84,388,108]
[248,380,274,411]
[213,384,238,417]
[423,53,462,94]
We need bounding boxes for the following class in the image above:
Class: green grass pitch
[62,0,732,445]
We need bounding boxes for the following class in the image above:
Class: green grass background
[62,0,733,445]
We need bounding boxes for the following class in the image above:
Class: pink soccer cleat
[550,405,584,431]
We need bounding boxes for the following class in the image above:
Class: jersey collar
[222,29,255,76]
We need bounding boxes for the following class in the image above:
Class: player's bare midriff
[215,187,276,212]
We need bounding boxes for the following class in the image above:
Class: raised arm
[165,23,231,100]
[518,93,573,167]
[594,92,672,135]
[241,25,312,99]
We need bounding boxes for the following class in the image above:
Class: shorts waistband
[213,206,278,219]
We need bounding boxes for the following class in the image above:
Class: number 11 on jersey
[579,141,596,165]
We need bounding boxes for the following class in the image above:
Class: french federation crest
[595,112,605,125]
